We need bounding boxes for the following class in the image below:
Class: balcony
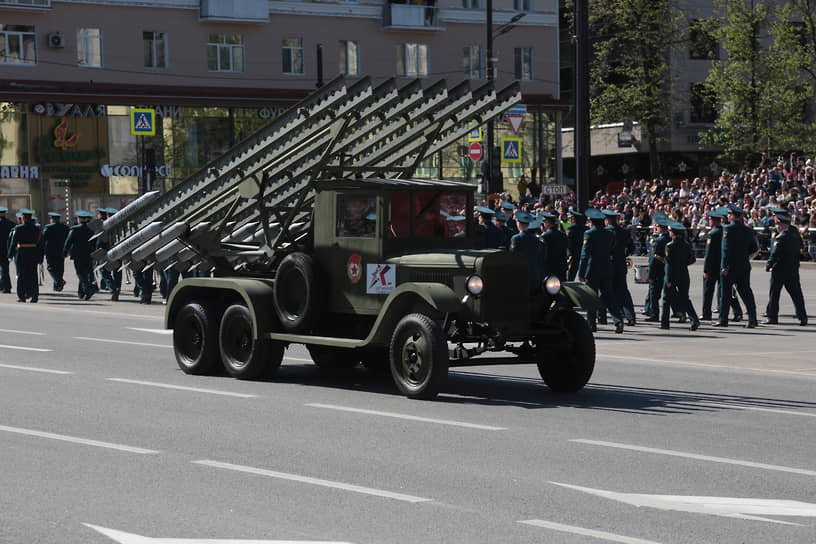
[200,0,268,23]
[383,2,442,30]
[0,0,51,9]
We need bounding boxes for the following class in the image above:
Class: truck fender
[165,277,278,340]
[559,281,604,312]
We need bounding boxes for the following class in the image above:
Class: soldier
[604,210,636,325]
[566,208,588,281]
[97,208,123,300]
[540,211,568,281]
[701,208,742,322]
[661,221,700,331]
[493,211,513,247]
[7,208,41,302]
[578,208,624,333]
[41,212,70,292]
[510,211,546,293]
[716,203,759,328]
[763,213,807,325]
[645,213,670,322]
[63,210,97,300]
[476,206,505,249]
[0,206,14,294]
[500,201,518,234]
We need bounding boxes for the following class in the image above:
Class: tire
[359,347,389,374]
[273,252,321,332]
[173,301,220,375]
[389,313,449,399]
[537,310,595,392]
[307,345,359,370]
[219,303,284,379]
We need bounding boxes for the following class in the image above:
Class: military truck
[93,77,600,399]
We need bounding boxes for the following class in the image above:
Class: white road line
[193,459,432,503]
[0,424,159,454]
[0,363,72,375]
[107,378,257,398]
[0,343,52,352]
[306,403,506,431]
[519,520,662,544]
[0,328,45,336]
[693,402,816,418]
[126,327,173,335]
[601,354,816,378]
[284,356,313,363]
[74,336,169,348]
[571,439,816,477]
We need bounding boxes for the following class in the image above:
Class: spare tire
[273,252,322,332]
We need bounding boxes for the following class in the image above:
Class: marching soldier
[476,206,505,249]
[0,206,14,294]
[97,208,123,300]
[7,208,41,302]
[645,213,670,322]
[510,211,546,293]
[63,210,97,300]
[566,208,588,281]
[661,221,700,331]
[604,210,636,325]
[716,204,759,328]
[578,208,624,333]
[493,211,513,247]
[701,208,742,322]
[41,212,70,291]
[764,213,807,325]
[500,201,518,234]
[540,211,568,281]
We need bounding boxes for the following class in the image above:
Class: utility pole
[486,0,495,198]
[574,0,590,211]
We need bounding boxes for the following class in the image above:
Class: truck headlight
[466,275,484,297]
[544,276,561,295]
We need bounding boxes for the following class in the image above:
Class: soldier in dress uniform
[660,221,700,331]
[63,210,97,300]
[701,207,742,322]
[7,208,41,302]
[578,208,624,333]
[510,211,546,293]
[494,211,513,247]
[540,211,568,281]
[0,206,15,294]
[41,212,70,291]
[604,210,636,325]
[763,213,807,325]
[716,203,759,328]
[645,213,670,322]
[566,207,588,281]
[96,208,123,300]
[476,206,505,249]
[500,201,518,234]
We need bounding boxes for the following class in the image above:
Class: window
[462,0,480,8]
[143,31,167,69]
[413,192,468,238]
[339,40,359,77]
[514,47,533,81]
[396,43,429,78]
[207,33,244,72]
[689,83,716,124]
[0,24,36,65]
[336,195,377,238]
[0,0,50,6]
[689,19,718,60]
[77,27,102,67]
[282,37,304,75]
[463,45,483,80]
[514,0,531,12]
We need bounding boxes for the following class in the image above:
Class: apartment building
[0,0,563,216]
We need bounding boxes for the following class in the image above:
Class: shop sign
[33,103,106,118]
[100,164,172,177]
[37,118,107,182]
[0,165,39,179]
[258,106,288,120]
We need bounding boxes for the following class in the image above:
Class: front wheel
[389,313,449,399]
[219,303,284,379]
[537,310,595,392]
[173,301,220,375]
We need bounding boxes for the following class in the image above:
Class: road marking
[601,354,816,378]
[0,424,159,454]
[0,328,45,336]
[107,378,257,399]
[0,363,72,375]
[85,523,354,543]
[693,402,816,418]
[0,343,52,352]
[519,519,662,543]
[74,337,169,348]
[306,403,506,431]
[193,459,432,503]
[571,439,816,476]
[550,482,814,525]
[127,327,173,335]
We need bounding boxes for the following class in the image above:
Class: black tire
[389,313,449,399]
[273,252,321,332]
[307,345,359,370]
[173,301,220,375]
[537,310,595,392]
[219,303,284,379]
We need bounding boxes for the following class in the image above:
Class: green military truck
[93,77,600,399]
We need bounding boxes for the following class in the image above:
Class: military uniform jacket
[721,221,758,276]
[607,224,633,272]
[483,222,506,249]
[567,223,588,259]
[648,232,670,277]
[7,221,42,261]
[0,216,14,259]
[63,223,94,260]
[664,239,695,284]
[541,227,568,279]
[578,226,614,281]
[42,222,70,258]
[766,228,800,278]
[510,229,546,283]
[703,225,723,276]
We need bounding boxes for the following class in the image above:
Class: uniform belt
[17,243,38,248]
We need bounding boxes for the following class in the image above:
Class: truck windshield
[388,191,467,238]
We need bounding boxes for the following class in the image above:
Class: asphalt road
[1,263,814,544]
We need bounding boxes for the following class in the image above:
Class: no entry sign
[469,142,483,161]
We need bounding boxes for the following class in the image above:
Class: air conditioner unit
[47,32,65,49]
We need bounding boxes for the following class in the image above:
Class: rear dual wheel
[220,303,284,379]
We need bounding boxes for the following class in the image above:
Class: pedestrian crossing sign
[130,108,156,136]
[468,127,483,142]
[501,138,521,163]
